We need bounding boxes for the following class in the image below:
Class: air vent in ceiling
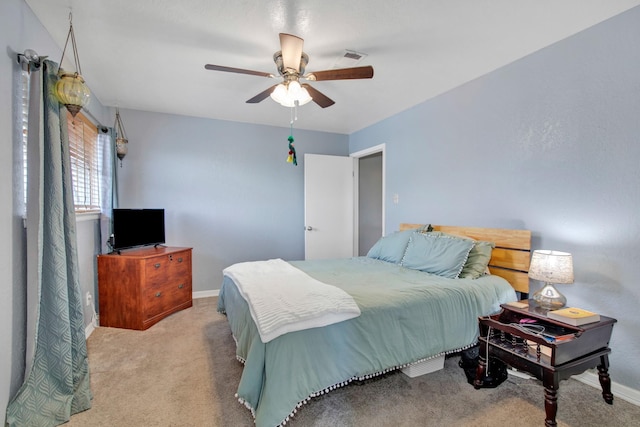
[333,49,368,68]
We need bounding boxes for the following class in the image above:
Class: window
[67,111,102,213]
[20,70,30,218]
[21,71,104,216]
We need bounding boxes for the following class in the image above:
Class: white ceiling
[25,0,640,134]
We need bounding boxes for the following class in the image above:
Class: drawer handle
[178,284,184,289]
[154,263,161,269]
[155,292,162,297]
[177,257,183,263]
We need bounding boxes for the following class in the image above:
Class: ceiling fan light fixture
[205,33,371,109]
[270,81,312,108]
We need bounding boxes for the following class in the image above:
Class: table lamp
[528,250,574,310]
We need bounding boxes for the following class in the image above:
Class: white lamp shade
[528,250,574,284]
[270,81,312,107]
[270,84,287,104]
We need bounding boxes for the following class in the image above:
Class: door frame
[350,143,386,256]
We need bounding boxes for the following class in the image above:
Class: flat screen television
[112,208,165,251]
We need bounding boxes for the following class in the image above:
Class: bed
[217,224,531,427]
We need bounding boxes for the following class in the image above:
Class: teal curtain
[98,126,118,254]
[6,60,92,425]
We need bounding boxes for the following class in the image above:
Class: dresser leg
[598,355,614,404]
[544,385,558,427]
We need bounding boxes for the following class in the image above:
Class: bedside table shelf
[474,300,616,427]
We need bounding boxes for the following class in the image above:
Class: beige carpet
[65,297,640,426]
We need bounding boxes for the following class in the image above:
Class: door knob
[306,226,313,231]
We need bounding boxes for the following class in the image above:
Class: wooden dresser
[97,246,193,330]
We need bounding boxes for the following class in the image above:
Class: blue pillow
[423,231,495,279]
[401,233,474,278]
[366,229,418,264]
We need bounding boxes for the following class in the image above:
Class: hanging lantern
[114,108,129,166]
[55,12,91,117]
[55,73,90,117]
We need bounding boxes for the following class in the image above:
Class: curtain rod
[81,107,107,131]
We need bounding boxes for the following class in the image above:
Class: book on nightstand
[547,307,600,326]
[504,300,529,309]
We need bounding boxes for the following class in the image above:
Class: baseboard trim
[193,289,219,299]
[574,370,640,407]
[85,322,96,339]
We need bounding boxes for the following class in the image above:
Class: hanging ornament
[287,135,297,166]
[286,108,298,166]
[114,108,129,167]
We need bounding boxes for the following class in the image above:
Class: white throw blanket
[223,259,361,343]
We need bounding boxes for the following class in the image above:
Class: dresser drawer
[144,250,191,285]
[143,279,192,320]
[168,251,191,279]
[145,257,168,284]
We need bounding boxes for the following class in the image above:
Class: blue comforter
[217,257,516,427]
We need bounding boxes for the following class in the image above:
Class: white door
[304,154,355,260]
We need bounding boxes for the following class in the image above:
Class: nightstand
[474,300,616,427]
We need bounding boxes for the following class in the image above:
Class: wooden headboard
[399,224,532,294]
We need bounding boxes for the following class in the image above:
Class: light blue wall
[116,109,348,292]
[350,7,640,391]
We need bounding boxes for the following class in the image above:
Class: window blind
[67,111,101,213]
[21,71,29,216]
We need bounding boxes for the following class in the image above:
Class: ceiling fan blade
[279,33,304,72]
[205,64,274,78]
[305,65,374,81]
[246,85,279,104]
[302,84,335,108]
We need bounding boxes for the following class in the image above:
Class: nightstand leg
[543,385,558,427]
[597,355,614,404]
[474,355,487,389]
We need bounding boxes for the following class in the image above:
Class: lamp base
[532,283,567,310]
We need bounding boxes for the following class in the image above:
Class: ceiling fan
[204,33,374,108]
